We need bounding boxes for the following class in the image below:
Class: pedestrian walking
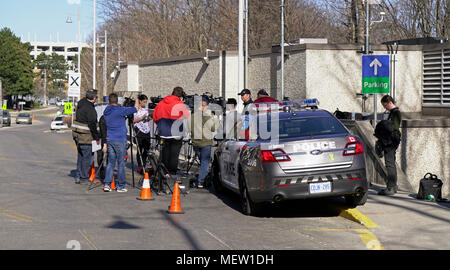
[376,95,402,196]
[103,93,139,192]
[72,90,100,184]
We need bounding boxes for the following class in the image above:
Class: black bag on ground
[417,173,443,200]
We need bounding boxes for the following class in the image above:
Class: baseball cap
[257,89,269,96]
[238,89,251,96]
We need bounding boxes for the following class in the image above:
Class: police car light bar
[254,98,320,113]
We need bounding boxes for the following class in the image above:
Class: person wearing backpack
[375,95,402,196]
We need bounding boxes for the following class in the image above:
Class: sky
[0,0,104,43]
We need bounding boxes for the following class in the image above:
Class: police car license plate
[309,182,331,194]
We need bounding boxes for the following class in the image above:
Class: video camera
[123,97,136,108]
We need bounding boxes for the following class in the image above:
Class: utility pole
[103,30,107,100]
[43,69,47,106]
[0,79,3,128]
[244,0,249,89]
[364,0,377,127]
[281,0,285,100]
[238,0,245,93]
[93,0,96,90]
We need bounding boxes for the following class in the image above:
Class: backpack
[374,120,400,148]
[417,173,443,201]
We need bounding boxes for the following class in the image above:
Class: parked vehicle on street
[16,113,32,125]
[211,99,368,216]
[50,116,68,130]
[2,111,11,127]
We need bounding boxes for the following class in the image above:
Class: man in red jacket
[153,87,191,175]
[254,89,278,104]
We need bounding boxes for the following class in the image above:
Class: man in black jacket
[73,90,99,184]
[376,95,402,196]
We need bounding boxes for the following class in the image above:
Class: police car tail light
[343,141,364,156]
[260,149,291,163]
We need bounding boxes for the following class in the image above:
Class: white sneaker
[104,186,112,192]
[117,188,128,193]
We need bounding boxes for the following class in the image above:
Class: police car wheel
[239,172,263,216]
[344,190,368,208]
[212,159,224,194]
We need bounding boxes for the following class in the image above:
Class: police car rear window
[261,116,347,139]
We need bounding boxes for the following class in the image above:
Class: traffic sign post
[68,72,81,126]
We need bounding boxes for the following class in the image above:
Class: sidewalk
[8,106,59,116]
[357,183,450,250]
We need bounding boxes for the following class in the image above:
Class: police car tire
[212,159,224,194]
[344,191,368,207]
[239,172,263,216]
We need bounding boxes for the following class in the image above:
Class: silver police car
[212,99,368,216]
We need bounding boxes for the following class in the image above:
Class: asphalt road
[0,106,448,251]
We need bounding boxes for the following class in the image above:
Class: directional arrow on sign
[369,58,382,76]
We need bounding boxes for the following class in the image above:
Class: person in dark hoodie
[103,93,139,192]
[152,86,191,175]
[72,90,99,184]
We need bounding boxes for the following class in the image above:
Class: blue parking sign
[362,55,390,94]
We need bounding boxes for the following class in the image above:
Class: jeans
[194,146,212,184]
[76,144,94,180]
[384,146,398,190]
[105,141,127,190]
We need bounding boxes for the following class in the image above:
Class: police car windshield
[258,116,348,140]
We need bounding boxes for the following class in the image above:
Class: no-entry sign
[362,55,390,94]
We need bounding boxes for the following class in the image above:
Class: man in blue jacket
[103,93,139,192]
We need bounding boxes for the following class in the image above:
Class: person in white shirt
[133,94,151,174]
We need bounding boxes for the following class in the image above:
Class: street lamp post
[93,0,96,90]
[97,30,108,100]
[281,0,285,101]
[364,1,385,127]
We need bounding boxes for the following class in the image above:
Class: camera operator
[152,87,191,176]
[133,94,151,175]
[103,93,139,192]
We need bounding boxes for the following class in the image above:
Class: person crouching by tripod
[133,94,151,175]
[187,95,219,188]
[152,87,191,176]
[103,93,139,192]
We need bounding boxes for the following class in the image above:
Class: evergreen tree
[0,27,34,97]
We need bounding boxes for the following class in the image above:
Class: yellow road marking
[79,229,99,250]
[0,211,33,223]
[333,207,378,228]
[60,141,77,151]
[204,229,233,250]
[306,228,385,250]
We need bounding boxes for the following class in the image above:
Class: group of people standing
[72,87,401,197]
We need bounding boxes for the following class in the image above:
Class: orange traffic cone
[88,163,100,183]
[137,172,154,201]
[167,182,184,214]
[111,176,117,190]
[101,175,117,190]
[88,162,94,177]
